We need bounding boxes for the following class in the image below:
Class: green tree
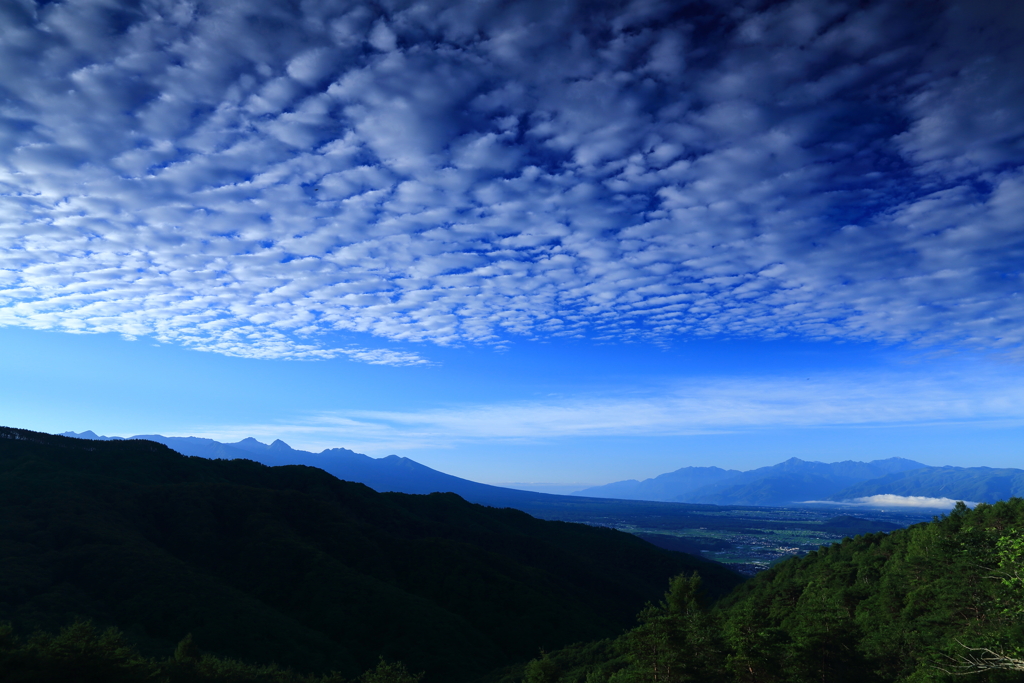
[358,657,422,683]
[523,651,562,683]
[175,633,202,663]
[781,578,868,683]
[723,601,787,683]
[943,529,1024,675]
[615,573,727,683]
[22,620,148,683]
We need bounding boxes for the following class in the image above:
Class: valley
[521,502,930,574]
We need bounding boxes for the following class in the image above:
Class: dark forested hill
[0,427,743,683]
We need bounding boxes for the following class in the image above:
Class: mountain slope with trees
[512,497,1024,683]
[0,427,742,683]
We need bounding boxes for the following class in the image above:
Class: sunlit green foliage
[524,499,1024,683]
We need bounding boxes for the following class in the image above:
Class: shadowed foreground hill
[0,427,743,683]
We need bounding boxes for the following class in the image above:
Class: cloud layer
[185,368,1024,452]
[2,0,1022,361]
[811,495,978,509]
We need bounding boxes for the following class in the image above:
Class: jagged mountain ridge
[61,430,600,509]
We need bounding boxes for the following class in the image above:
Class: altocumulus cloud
[1,0,1023,362]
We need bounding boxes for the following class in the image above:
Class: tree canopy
[515,498,1024,683]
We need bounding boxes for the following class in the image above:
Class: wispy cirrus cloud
[1,0,1022,363]
[184,368,1024,452]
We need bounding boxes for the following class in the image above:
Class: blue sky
[1,0,1022,487]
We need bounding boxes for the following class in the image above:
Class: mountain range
[62,430,578,510]
[62,431,1024,507]
[576,457,930,505]
[580,457,1024,506]
[826,465,1024,503]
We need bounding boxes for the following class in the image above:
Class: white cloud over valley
[809,495,978,509]
[2,0,1022,363]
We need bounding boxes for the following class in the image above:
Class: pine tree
[358,656,423,683]
[616,573,727,682]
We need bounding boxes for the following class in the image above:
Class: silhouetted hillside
[2,427,743,683]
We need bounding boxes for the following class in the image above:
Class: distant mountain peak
[229,437,274,455]
[62,430,123,441]
[269,439,293,451]
[318,447,370,459]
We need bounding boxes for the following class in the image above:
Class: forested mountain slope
[512,497,1024,683]
[0,427,742,683]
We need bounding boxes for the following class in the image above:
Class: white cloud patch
[1,0,1022,361]
[809,495,978,509]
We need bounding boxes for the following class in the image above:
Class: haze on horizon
[1,0,1022,485]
